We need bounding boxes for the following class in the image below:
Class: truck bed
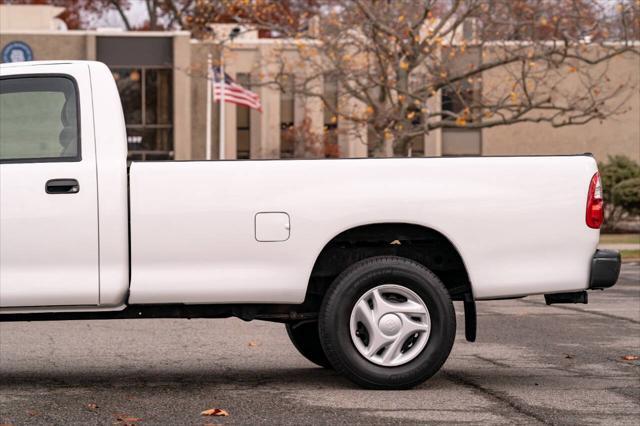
[128,155,599,304]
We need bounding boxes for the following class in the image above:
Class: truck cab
[0,61,129,309]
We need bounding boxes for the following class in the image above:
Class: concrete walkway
[599,243,640,251]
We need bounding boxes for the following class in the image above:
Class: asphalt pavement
[1,264,639,425]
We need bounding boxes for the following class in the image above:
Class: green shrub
[613,178,640,216]
[599,156,640,201]
[598,155,640,230]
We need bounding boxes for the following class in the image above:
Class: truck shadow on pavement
[0,366,359,389]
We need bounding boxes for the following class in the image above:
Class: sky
[89,0,149,29]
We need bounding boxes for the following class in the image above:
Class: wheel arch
[305,222,473,306]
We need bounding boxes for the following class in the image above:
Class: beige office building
[1,5,638,163]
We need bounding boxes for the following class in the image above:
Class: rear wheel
[286,321,332,368]
[319,256,456,389]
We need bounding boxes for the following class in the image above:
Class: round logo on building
[2,41,34,63]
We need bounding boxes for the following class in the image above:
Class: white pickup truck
[0,61,621,389]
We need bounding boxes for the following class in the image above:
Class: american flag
[212,67,262,112]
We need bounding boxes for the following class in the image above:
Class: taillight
[586,172,604,229]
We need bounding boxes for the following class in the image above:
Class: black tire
[286,320,332,368]
[318,256,456,389]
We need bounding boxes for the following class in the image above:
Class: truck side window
[0,76,80,162]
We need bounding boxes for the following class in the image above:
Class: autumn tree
[1,0,314,35]
[231,0,639,156]
[7,0,637,156]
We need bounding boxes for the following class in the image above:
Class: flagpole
[205,53,212,160]
[219,46,226,160]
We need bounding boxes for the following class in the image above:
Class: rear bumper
[589,249,621,290]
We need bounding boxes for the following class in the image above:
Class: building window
[441,82,481,156]
[113,68,173,161]
[442,129,482,156]
[366,105,423,158]
[236,74,251,159]
[323,77,339,158]
[280,74,295,158]
[404,105,424,157]
[441,79,477,123]
[408,135,425,157]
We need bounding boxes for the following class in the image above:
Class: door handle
[45,179,80,194]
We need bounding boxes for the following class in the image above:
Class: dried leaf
[567,66,577,73]
[455,117,467,126]
[87,403,99,411]
[201,408,229,417]
[116,415,143,423]
[399,60,409,71]
[621,355,639,361]
[248,341,258,347]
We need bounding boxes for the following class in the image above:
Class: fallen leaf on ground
[116,415,143,423]
[621,355,639,361]
[201,408,229,417]
[248,341,257,347]
[86,403,99,411]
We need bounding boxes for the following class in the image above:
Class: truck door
[0,68,99,307]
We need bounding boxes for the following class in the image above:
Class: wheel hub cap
[378,313,402,336]
[350,284,431,367]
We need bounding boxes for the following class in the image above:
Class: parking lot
[1,264,638,425]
